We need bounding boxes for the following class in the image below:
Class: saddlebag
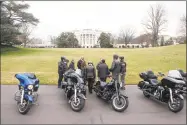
[138,81,145,89]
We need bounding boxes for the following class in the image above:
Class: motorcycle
[138,70,185,113]
[93,75,129,112]
[14,73,39,114]
[61,69,87,112]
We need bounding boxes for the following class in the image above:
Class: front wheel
[168,96,184,113]
[17,100,31,115]
[111,95,129,112]
[70,95,85,112]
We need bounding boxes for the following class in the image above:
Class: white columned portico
[73,29,102,48]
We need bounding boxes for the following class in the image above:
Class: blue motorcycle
[14,73,40,114]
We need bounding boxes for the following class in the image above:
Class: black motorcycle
[93,76,129,112]
[61,69,87,112]
[138,70,185,113]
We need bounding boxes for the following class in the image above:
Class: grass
[1,44,186,85]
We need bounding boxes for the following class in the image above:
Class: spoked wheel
[17,100,31,115]
[168,96,184,113]
[111,95,129,112]
[70,95,85,112]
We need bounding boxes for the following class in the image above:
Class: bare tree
[118,28,135,45]
[142,4,167,47]
[49,36,57,45]
[180,15,186,36]
[19,23,35,47]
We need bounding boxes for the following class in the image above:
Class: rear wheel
[168,96,184,113]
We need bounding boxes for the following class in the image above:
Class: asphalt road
[1,85,186,124]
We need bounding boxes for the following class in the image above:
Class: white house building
[73,29,102,48]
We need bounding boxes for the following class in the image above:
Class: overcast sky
[26,1,186,42]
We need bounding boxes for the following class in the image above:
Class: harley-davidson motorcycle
[14,73,39,114]
[93,75,129,112]
[138,70,185,113]
[61,69,86,112]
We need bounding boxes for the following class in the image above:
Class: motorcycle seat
[149,79,159,85]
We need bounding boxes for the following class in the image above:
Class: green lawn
[1,44,186,85]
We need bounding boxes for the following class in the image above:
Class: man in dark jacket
[69,59,75,70]
[109,54,121,83]
[96,59,103,80]
[58,56,68,88]
[119,56,127,90]
[98,59,110,82]
[85,62,96,93]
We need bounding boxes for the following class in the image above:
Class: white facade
[73,29,102,48]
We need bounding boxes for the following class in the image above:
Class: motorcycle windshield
[15,73,34,86]
[64,69,75,77]
[167,70,183,79]
[71,73,84,84]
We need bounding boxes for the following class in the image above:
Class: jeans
[58,73,63,87]
[120,73,126,87]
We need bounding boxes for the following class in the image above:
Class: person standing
[85,62,96,93]
[69,59,75,71]
[98,59,110,82]
[96,59,103,81]
[58,56,68,88]
[109,54,121,83]
[119,56,127,90]
[77,57,87,82]
[77,57,83,70]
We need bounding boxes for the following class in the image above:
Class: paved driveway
[1,85,186,124]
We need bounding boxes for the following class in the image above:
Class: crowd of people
[57,54,127,93]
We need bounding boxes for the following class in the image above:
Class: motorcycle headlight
[28,85,33,90]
